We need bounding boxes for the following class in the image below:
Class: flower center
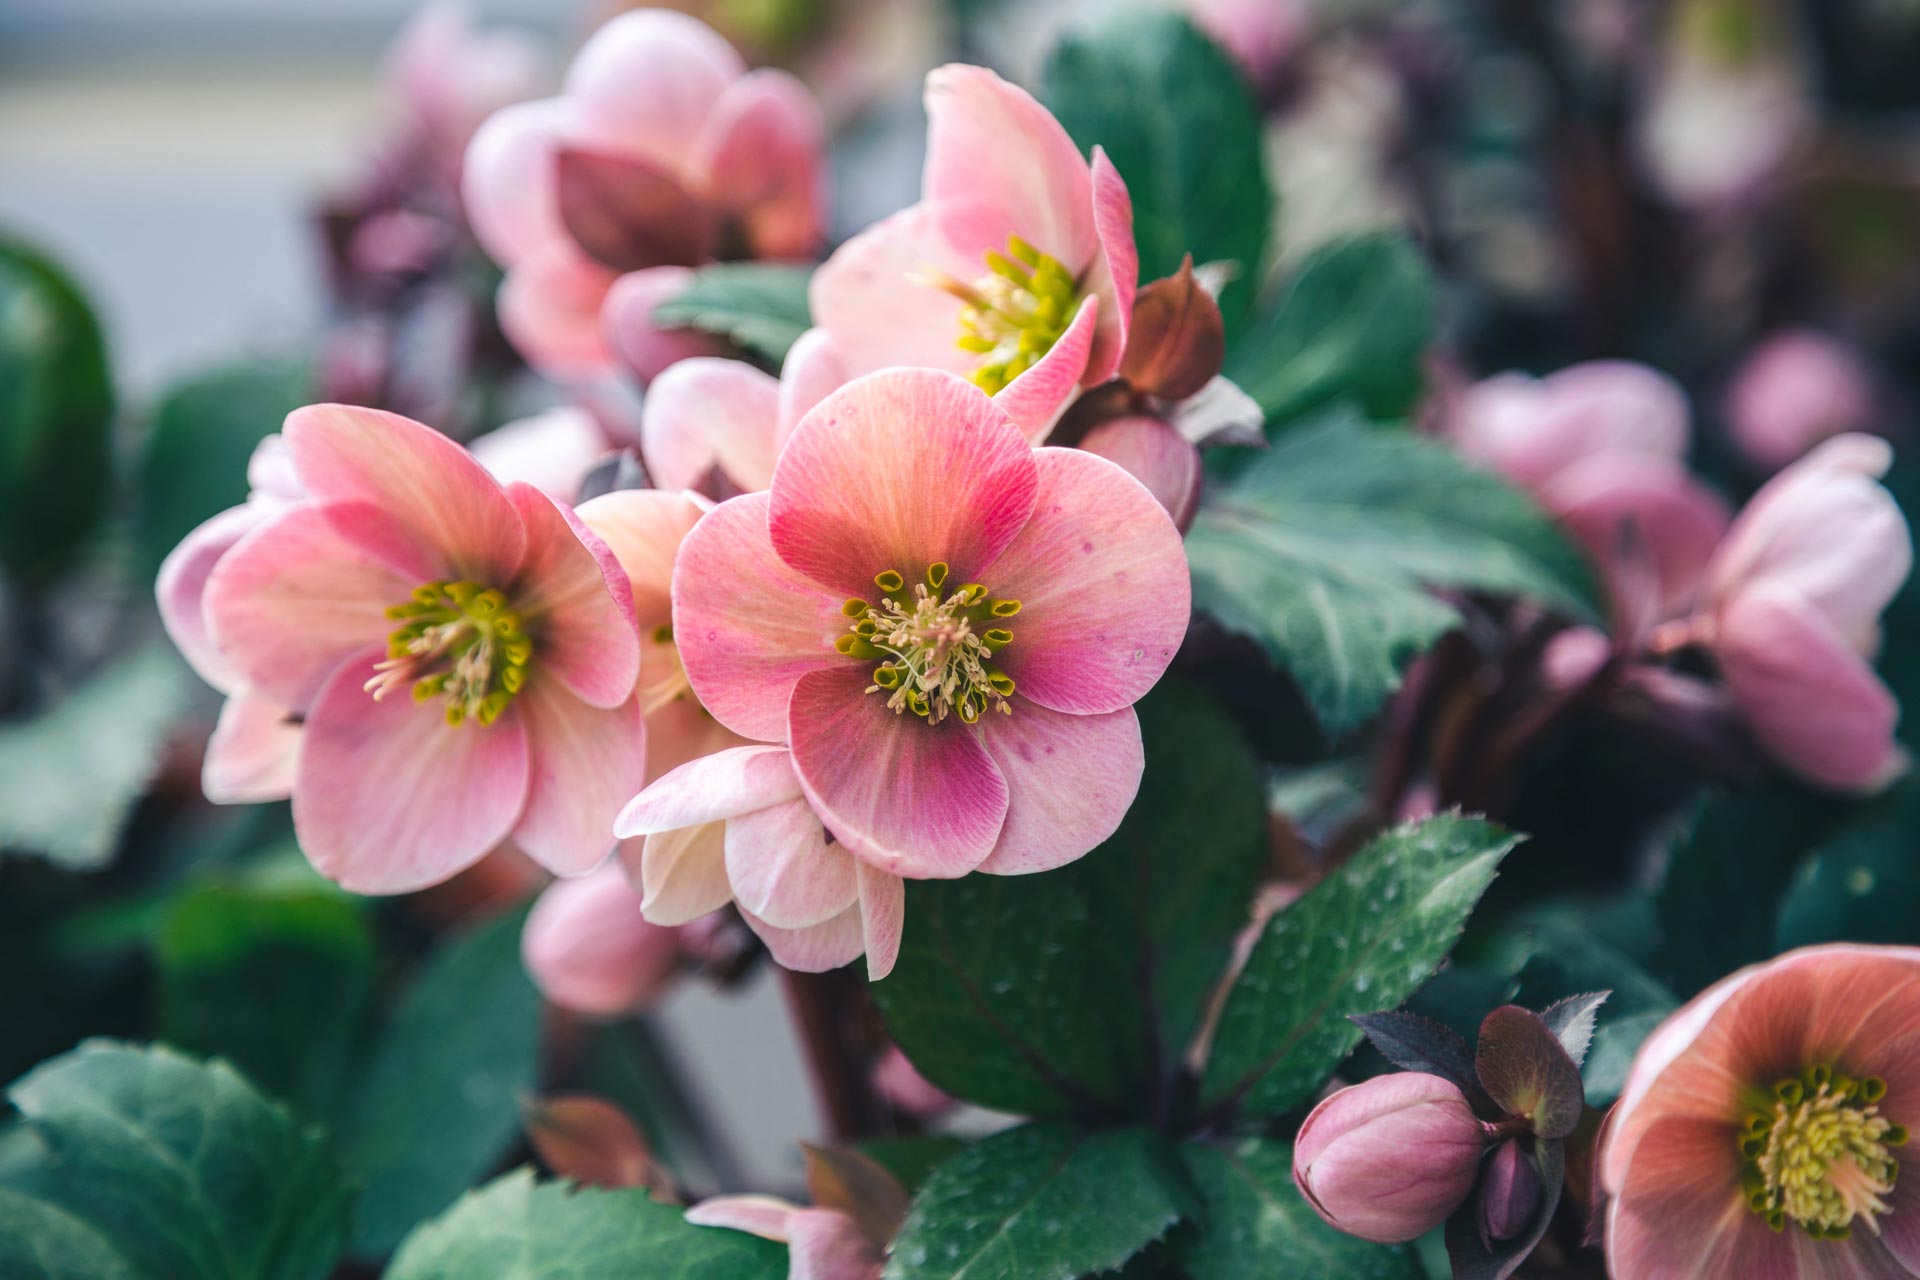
[923,235,1080,396]
[838,563,1019,726]
[365,579,532,727]
[639,622,696,716]
[1740,1065,1907,1240]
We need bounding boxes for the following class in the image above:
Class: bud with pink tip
[1292,1072,1486,1244]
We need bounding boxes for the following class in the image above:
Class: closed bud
[1120,256,1225,401]
[1293,1072,1486,1244]
[1477,1138,1541,1242]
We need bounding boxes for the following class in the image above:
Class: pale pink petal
[974,704,1142,876]
[603,265,725,384]
[511,682,645,876]
[203,502,417,712]
[506,482,640,709]
[776,327,850,452]
[1543,455,1730,616]
[1539,360,1693,463]
[293,648,531,893]
[1717,583,1904,794]
[672,492,848,741]
[521,863,680,1017]
[461,97,569,267]
[693,68,825,260]
[203,693,301,804]
[922,64,1095,272]
[769,369,1040,598]
[642,694,743,784]
[724,798,857,929]
[615,744,802,835]
[628,823,732,926]
[286,403,527,584]
[857,862,905,982]
[739,898,865,973]
[499,248,621,380]
[1078,415,1202,532]
[992,294,1097,444]
[469,407,609,503]
[562,10,743,180]
[158,503,270,692]
[985,448,1191,715]
[246,433,302,502]
[1082,146,1137,383]
[787,1208,885,1280]
[808,205,977,379]
[788,665,1007,879]
[577,487,708,625]
[686,1194,800,1241]
[640,357,781,492]
[1726,330,1877,473]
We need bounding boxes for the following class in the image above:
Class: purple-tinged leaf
[1475,1007,1584,1140]
[1445,1138,1564,1280]
[1348,1011,1493,1115]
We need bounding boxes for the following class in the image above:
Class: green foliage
[1775,775,1920,951]
[651,262,813,364]
[1200,814,1516,1117]
[1187,411,1598,737]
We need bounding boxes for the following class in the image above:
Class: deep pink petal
[1078,415,1202,532]
[639,357,782,492]
[469,407,609,503]
[768,368,1040,597]
[521,863,680,1017]
[499,247,621,379]
[203,693,301,804]
[293,648,531,893]
[615,744,802,835]
[602,265,724,383]
[562,10,743,180]
[628,823,731,926]
[506,482,639,709]
[724,798,857,929]
[776,327,850,451]
[203,502,417,712]
[1082,146,1137,383]
[577,487,708,626]
[992,294,1097,444]
[511,682,645,876]
[985,447,1190,715]
[807,205,977,379]
[672,492,848,741]
[461,97,569,267]
[788,665,1007,879]
[693,68,825,260]
[1543,455,1730,617]
[974,704,1142,876]
[158,503,270,692]
[739,898,865,973]
[857,862,905,982]
[787,1208,885,1280]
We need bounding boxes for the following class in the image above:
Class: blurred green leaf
[6,1041,352,1280]
[1200,814,1516,1118]
[385,1169,784,1279]
[652,263,812,364]
[1775,774,1920,951]
[884,1123,1190,1280]
[1187,411,1599,737]
[340,906,542,1258]
[1043,10,1270,326]
[0,1186,142,1279]
[859,1135,970,1194]
[0,238,113,583]
[0,644,190,870]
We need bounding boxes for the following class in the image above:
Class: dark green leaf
[0,1187,141,1280]
[1200,814,1516,1117]
[1043,11,1270,326]
[1775,775,1920,951]
[341,907,542,1257]
[1175,1139,1421,1280]
[884,1124,1190,1280]
[1224,234,1433,427]
[651,262,812,364]
[0,238,113,582]
[859,1135,970,1195]
[1186,411,1599,737]
[385,1169,785,1280]
[6,1041,352,1280]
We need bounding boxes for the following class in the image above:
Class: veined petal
[1082,146,1137,383]
[974,704,1142,876]
[992,294,1097,444]
[158,502,271,693]
[615,744,802,835]
[808,205,977,380]
[507,482,640,709]
[1077,415,1202,532]
[775,328,849,453]
[203,692,302,804]
[739,898,865,973]
[511,682,645,876]
[686,1195,799,1240]
[642,693,743,785]
[724,798,857,929]
[857,862,905,982]
[640,357,782,493]
[628,823,732,926]
[1606,1116,1786,1280]
[577,487,708,627]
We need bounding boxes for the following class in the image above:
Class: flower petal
[641,693,743,784]
[511,682,645,876]
[507,482,640,709]
[499,247,621,380]
[293,647,531,893]
[992,294,1097,444]
[986,447,1190,715]
[857,862,905,982]
[563,10,743,179]
[1082,146,1137,383]
[627,823,732,926]
[640,357,782,493]
[1078,415,1202,532]
[158,502,271,692]
[775,327,850,452]
[672,492,846,741]
[724,798,857,929]
[1543,455,1730,618]
[521,863,680,1017]
[577,487,709,626]
[787,1208,886,1280]
[602,265,724,383]
[1606,1116,1782,1280]
[788,665,1007,879]
[739,898,865,973]
[974,704,1142,876]
[470,406,609,503]
[461,97,569,267]
[807,204,977,380]
[693,68,825,260]
[615,744,802,835]
[686,1194,799,1240]
[769,368,1039,597]
[203,693,301,804]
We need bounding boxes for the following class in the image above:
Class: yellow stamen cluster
[924,235,1081,396]
[366,579,532,727]
[1740,1064,1906,1239]
[839,562,1019,726]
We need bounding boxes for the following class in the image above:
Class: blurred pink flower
[463,10,825,380]
[1600,944,1920,1277]
[385,1,544,175]
[1180,0,1309,93]
[521,861,680,1017]
[1726,329,1878,474]
[636,357,784,495]
[469,405,611,502]
[1450,360,1730,618]
[172,404,642,892]
[688,1195,884,1280]
[870,1044,954,1120]
[1293,1072,1487,1244]
[671,367,1188,884]
[808,65,1137,441]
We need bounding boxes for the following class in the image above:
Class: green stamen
[1741,1063,1901,1240]
[924,234,1084,396]
[367,579,533,727]
[840,562,1022,725]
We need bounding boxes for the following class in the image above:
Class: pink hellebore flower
[463,10,826,379]
[1180,0,1309,94]
[176,404,643,892]
[670,367,1190,885]
[521,862,680,1017]
[1600,944,1920,1277]
[1694,434,1911,793]
[1450,360,1730,617]
[808,64,1138,441]
[1292,1072,1488,1244]
[1726,329,1878,474]
[385,0,544,175]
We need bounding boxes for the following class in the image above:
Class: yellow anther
[842,598,870,618]
[989,598,1021,617]
[1743,1063,1901,1239]
[926,562,950,589]
[874,569,905,593]
[370,579,534,728]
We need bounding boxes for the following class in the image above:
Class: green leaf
[0,1187,141,1280]
[859,1135,971,1195]
[1043,10,1270,325]
[154,881,376,1123]
[136,357,311,581]
[0,644,191,870]
[6,1041,352,1280]
[871,682,1266,1116]
[1775,774,1920,952]
[1224,234,1434,428]
[341,907,542,1258]
[0,238,113,582]
[385,1169,785,1280]
[1200,814,1516,1117]
[1175,1139,1421,1280]
[651,262,813,364]
[885,1123,1190,1280]
[1186,411,1599,737]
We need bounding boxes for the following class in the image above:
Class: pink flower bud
[1078,416,1202,533]
[521,864,682,1017]
[1477,1138,1541,1242]
[1725,329,1876,474]
[1293,1072,1487,1244]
